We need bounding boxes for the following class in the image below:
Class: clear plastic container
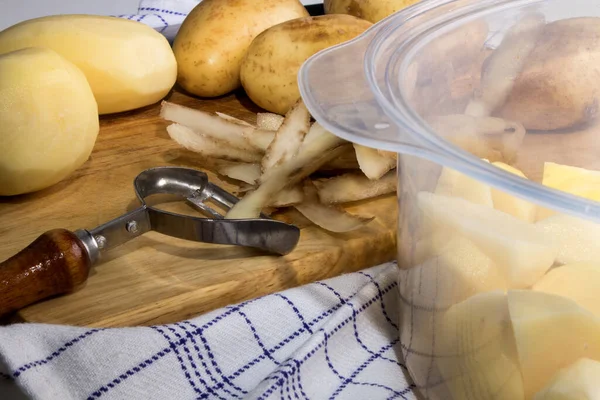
[299,0,600,399]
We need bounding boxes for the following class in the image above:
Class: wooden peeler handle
[0,229,92,318]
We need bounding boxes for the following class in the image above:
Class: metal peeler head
[77,167,300,264]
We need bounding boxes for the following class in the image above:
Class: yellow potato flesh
[534,358,600,400]
[0,14,177,115]
[508,290,600,399]
[435,164,493,206]
[418,192,556,288]
[537,162,600,220]
[533,262,600,317]
[536,214,600,265]
[437,291,524,400]
[240,14,372,115]
[173,0,309,98]
[0,47,99,195]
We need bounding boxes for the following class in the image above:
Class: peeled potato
[0,48,99,196]
[534,358,600,400]
[0,15,177,115]
[323,0,420,23]
[497,17,600,131]
[173,0,308,98]
[240,15,372,115]
[491,162,537,222]
[508,290,600,399]
[434,164,493,207]
[533,262,600,317]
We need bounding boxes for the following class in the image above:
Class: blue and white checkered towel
[0,262,415,399]
[115,0,200,41]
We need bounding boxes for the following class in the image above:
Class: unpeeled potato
[0,15,177,115]
[173,0,309,98]
[497,17,600,131]
[0,48,99,196]
[240,14,372,115]
[324,0,419,23]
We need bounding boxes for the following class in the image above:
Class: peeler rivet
[94,235,107,249]
[126,221,139,234]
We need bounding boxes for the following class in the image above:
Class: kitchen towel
[0,262,417,399]
[115,0,200,41]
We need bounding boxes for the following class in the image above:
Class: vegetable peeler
[0,166,300,318]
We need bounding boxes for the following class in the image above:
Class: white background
[0,0,320,31]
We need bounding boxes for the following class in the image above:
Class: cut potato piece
[225,123,346,219]
[491,162,537,222]
[353,144,396,180]
[435,164,493,206]
[537,162,600,220]
[261,99,310,174]
[418,192,556,288]
[294,181,373,232]
[257,112,284,131]
[533,262,600,317]
[215,162,261,184]
[437,291,524,400]
[166,123,262,163]
[536,214,600,265]
[314,170,396,204]
[508,290,600,399]
[533,358,600,400]
[409,236,507,308]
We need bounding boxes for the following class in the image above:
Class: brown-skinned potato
[173,0,308,98]
[240,14,373,115]
[496,17,600,131]
[324,0,420,23]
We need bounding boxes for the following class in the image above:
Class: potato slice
[257,112,284,131]
[534,358,600,400]
[294,180,373,232]
[262,99,310,174]
[536,214,600,265]
[215,161,261,184]
[508,290,600,399]
[533,262,600,318]
[225,123,346,219]
[314,170,396,204]
[435,164,493,206]
[166,123,262,163]
[418,191,556,288]
[353,144,396,180]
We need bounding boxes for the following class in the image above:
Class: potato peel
[261,99,310,173]
[294,180,374,233]
[166,123,262,163]
[226,123,346,219]
[270,185,304,207]
[314,170,397,204]
[353,144,396,180]
[215,111,255,127]
[161,101,261,153]
[215,161,261,184]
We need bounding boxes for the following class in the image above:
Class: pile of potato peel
[160,99,397,233]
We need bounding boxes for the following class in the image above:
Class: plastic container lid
[299,0,600,223]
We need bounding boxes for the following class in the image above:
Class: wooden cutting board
[0,88,397,328]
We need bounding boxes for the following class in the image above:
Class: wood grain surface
[0,88,398,328]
